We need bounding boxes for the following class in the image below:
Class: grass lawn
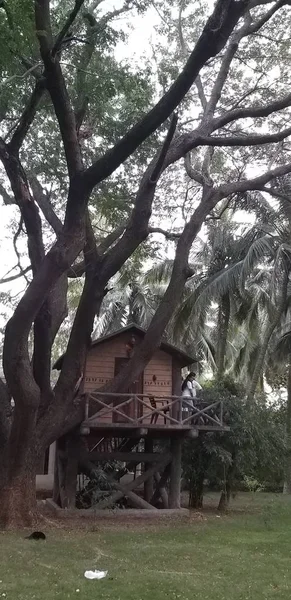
[1,493,291,599]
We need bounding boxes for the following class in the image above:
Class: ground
[1,493,291,599]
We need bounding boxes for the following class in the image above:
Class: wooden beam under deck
[80,422,229,437]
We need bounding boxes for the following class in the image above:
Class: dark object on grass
[25,531,46,540]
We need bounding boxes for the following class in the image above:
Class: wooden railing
[83,392,225,429]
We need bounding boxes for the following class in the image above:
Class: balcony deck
[81,392,230,437]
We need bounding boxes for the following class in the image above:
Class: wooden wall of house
[83,333,174,424]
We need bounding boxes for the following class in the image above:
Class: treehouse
[43,325,229,513]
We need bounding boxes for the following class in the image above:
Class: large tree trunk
[216,293,230,379]
[0,469,37,529]
[0,404,39,528]
[0,445,38,528]
[284,360,291,494]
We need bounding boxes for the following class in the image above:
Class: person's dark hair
[189,371,196,378]
[182,373,192,391]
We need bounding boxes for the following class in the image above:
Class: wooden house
[42,325,228,512]
[82,324,198,426]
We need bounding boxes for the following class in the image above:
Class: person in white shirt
[181,372,202,411]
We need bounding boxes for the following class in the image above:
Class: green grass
[1,493,291,599]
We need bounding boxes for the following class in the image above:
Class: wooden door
[113,358,143,423]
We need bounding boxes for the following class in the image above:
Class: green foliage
[182,382,286,508]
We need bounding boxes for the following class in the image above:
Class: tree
[269,323,291,493]
[2,0,291,527]
[182,380,285,510]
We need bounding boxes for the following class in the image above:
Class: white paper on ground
[84,570,108,580]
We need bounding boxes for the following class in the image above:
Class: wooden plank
[169,437,182,509]
[81,451,171,463]
[94,456,171,510]
[118,488,157,510]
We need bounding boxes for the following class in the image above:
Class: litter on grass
[84,570,108,580]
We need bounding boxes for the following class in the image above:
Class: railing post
[220,401,223,426]
[84,394,89,420]
[133,395,138,424]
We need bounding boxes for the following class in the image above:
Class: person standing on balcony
[189,372,202,399]
[181,372,203,422]
[181,373,195,413]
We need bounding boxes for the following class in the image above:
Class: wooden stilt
[144,438,154,502]
[153,469,169,508]
[95,456,171,510]
[53,434,79,509]
[169,437,182,509]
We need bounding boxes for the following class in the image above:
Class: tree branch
[247,0,289,35]
[150,113,178,183]
[97,224,126,254]
[30,176,63,235]
[220,162,291,196]
[52,0,86,56]
[83,0,249,191]
[0,266,31,284]
[184,153,204,184]
[177,3,207,110]
[196,126,291,147]
[0,182,14,205]
[148,227,181,240]
[99,186,221,395]
[215,91,291,130]
[35,0,83,179]
[8,80,46,152]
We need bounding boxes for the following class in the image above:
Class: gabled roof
[53,324,198,370]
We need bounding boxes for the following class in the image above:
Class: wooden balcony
[81,392,229,437]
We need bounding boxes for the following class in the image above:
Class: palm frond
[240,235,276,285]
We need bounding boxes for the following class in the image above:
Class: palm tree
[268,321,291,493]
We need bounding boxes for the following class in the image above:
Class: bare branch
[0,266,31,284]
[215,91,291,130]
[247,0,289,35]
[150,113,178,183]
[97,224,126,254]
[148,227,181,240]
[30,176,63,235]
[196,126,291,147]
[220,162,291,196]
[205,196,234,221]
[0,62,42,90]
[204,27,243,119]
[52,0,86,56]
[12,215,31,285]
